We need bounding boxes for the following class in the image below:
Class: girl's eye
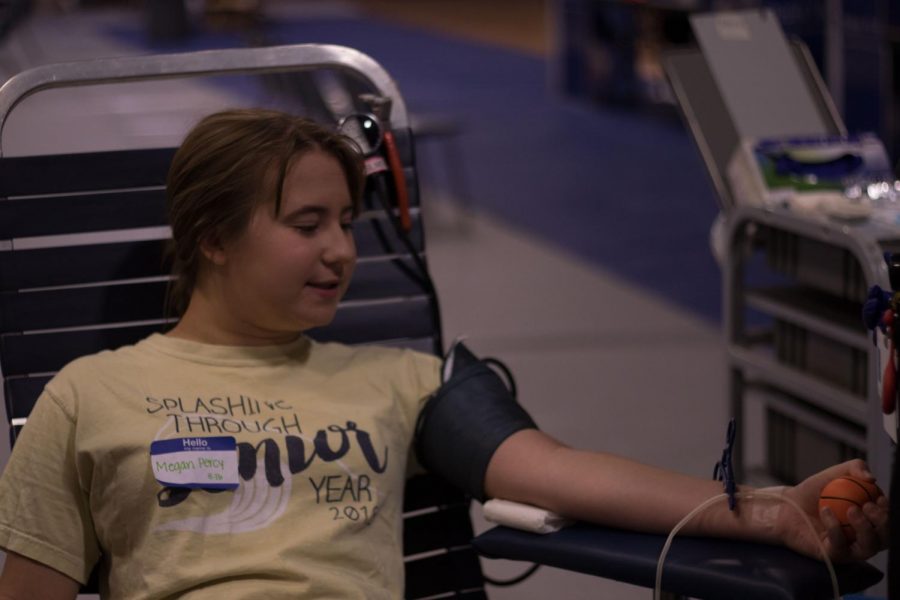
[291,220,353,234]
[293,224,319,234]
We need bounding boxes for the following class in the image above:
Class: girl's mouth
[306,281,341,297]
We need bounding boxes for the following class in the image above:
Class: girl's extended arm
[484,429,889,561]
[0,552,79,600]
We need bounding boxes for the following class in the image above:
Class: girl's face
[209,149,357,340]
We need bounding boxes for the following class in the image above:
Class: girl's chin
[288,310,339,332]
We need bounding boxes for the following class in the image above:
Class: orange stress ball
[818,476,883,541]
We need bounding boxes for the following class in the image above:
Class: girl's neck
[167,289,301,347]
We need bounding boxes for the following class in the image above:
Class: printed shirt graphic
[0,334,441,599]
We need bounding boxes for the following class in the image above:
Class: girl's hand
[778,459,889,561]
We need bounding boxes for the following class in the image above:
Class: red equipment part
[381,130,412,232]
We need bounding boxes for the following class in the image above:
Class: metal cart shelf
[725,205,899,490]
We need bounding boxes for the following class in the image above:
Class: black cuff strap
[414,343,537,502]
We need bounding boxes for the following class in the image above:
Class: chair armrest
[472,523,882,600]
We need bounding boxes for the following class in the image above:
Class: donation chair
[0,45,485,598]
[0,45,886,600]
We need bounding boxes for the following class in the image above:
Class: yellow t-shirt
[0,333,441,599]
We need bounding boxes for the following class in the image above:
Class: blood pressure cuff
[414,341,537,502]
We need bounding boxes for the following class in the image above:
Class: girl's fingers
[850,464,876,482]
[846,505,878,558]
[819,506,850,557]
[838,458,876,483]
[862,496,891,550]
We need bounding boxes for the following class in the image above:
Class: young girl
[0,109,889,599]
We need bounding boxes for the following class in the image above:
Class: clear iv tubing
[653,491,840,600]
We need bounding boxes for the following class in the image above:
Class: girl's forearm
[484,430,781,545]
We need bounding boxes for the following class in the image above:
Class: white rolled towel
[482,499,574,534]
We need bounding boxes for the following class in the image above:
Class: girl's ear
[199,233,228,266]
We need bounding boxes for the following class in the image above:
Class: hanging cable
[654,491,839,600]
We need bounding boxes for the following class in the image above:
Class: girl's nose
[322,223,356,266]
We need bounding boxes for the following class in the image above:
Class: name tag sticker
[150,436,239,490]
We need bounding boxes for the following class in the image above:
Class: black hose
[484,563,541,587]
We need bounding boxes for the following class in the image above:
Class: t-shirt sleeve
[0,388,101,584]
[398,350,442,479]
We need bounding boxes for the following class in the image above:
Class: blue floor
[105,14,723,323]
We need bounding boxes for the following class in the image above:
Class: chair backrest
[0,45,487,599]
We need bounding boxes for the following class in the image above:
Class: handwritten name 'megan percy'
[156,460,196,475]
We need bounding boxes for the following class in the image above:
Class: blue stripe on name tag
[151,436,236,455]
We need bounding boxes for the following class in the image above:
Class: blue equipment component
[713,418,737,511]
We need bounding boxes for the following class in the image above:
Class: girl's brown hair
[164,108,365,318]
